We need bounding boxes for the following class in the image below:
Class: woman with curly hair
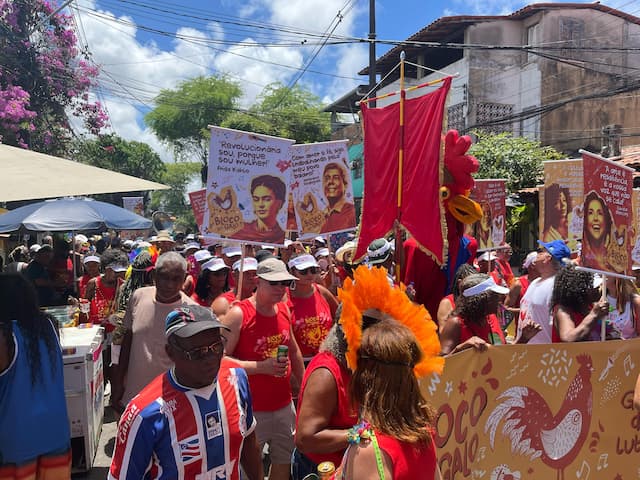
[440,274,541,355]
[551,266,609,342]
[0,273,71,477]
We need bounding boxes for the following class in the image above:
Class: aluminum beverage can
[317,461,335,478]
[277,345,288,363]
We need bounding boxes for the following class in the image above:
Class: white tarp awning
[0,144,169,202]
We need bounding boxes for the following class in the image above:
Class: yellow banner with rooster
[423,339,640,480]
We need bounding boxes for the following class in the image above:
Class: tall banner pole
[394,51,406,284]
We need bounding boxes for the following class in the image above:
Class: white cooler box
[59,325,104,473]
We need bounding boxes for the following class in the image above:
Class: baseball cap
[522,251,537,269]
[284,239,293,248]
[256,258,297,282]
[366,238,393,266]
[184,242,200,251]
[194,250,213,263]
[83,255,100,265]
[233,257,258,272]
[462,277,509,297]
[314,248,330,259]
[223,246,242,257]
[288,254,319,271]
[261,245,276,251]
[478,251,497,262]
[202,258,229,272]
[165,305,229,339]
[314,236,327,245]
[30,244,41,253]
[537,240,570,263]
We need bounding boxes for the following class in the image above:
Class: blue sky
[68,0,624,160]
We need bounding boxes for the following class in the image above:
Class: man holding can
[222,258,305,480]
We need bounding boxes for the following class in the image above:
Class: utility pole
[368,0,376,107]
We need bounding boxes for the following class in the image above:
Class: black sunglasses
[297,267,319,275]
[172,338,226,361]
[267,279,295,287]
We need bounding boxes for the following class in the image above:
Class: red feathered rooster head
[441,130,482,224]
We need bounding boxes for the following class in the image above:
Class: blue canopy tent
[0,197,152,233]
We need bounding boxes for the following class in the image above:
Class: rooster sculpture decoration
[403,129,482,318]
[484,354,594,480]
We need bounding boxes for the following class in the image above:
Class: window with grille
[447,103,465,132]
[475,102,514,134]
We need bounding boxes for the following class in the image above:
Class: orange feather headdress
[337,265,444,377]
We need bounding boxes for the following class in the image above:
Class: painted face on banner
[252,185,282,223]
[323,167,345,202]
[556,191,568,217]
[586,198,606,242]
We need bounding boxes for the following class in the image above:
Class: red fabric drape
[357,78,451,263]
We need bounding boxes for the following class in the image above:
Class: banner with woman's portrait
[470,179,506,251]
[202,126,295,246]
[290,140,355,238]
[540,159,583,253]
[581,150,633,276]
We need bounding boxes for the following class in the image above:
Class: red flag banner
[188,189,206,233]
[470,179,506,252]
[581,151,633,276]
[357,77,451,262]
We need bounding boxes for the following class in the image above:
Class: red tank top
[375,432,437,480]
[233,299,292,411]
[458,314,505,345]
[89,276,116,331]
[295,352,356,466]
[287,285,333,358]
[444,293,455,311]
[221,290,236,304]
[551,306,586,343]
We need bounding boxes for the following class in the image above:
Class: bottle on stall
[317,461,335,479]
[78,298,90,324]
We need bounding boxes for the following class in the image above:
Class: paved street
[72,401,117,480]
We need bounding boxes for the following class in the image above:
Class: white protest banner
[203,126,295,246]
[291,140,356,238]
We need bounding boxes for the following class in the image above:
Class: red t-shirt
[232,300,292,412]
[295,351,356,466]
[458,313,505,345]
[89,276,116,331]
[191,292,210,307]
[375,431,437,480]
[220,290,236,305]
[287,285,333,358]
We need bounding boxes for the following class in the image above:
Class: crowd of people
[3,227,640,480]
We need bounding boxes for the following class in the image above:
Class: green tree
[223,83,331,143]
[73,134,166,181]
[149,162,201,232]
[470,132,563,193]
[145,76,242,163]
[72,134,166,209]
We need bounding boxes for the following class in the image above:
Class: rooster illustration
[484,354,593,480]
[212,187,233,210]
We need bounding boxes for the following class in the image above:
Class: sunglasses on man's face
[267,279,295,288]
[172,338,226,361]
[297,267,319,275]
